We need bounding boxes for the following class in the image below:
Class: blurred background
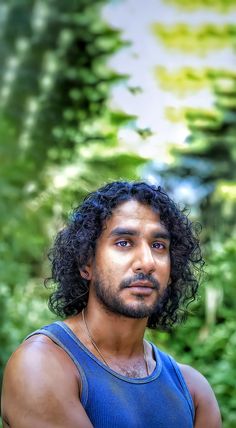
[0,0,235,426]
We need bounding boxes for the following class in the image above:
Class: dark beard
[94,272,168,319]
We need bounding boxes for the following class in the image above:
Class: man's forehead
[111,199,159,217]
[104,199,166,231]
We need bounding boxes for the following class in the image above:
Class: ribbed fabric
[27,322,194,428]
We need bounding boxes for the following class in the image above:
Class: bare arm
[179,364,222,428]
[1,337,93,428]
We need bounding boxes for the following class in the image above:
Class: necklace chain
[82,309,109,367]
[81,309,150,376]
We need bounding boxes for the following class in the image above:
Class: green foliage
[147,235,236,426]
[1,2,235,427]
[0,0,126,157]
[165,0,236,12]
[167,73,236,240]
[152,2,236,426]
[156,67,236,95]
[0,0,144,386]
[153,23,236,54]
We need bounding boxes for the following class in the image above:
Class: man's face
[87,199,171,319]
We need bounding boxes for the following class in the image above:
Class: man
[1,181,221,427]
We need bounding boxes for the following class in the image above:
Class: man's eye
[116,240,130,247]
[152,242,165,249]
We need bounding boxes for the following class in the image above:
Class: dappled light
[0,1,235,427]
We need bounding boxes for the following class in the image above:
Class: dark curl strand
[46,181,204,330]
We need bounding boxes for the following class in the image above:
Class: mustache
[120,273,160,290]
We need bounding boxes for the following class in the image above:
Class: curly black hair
[47,181,204,329]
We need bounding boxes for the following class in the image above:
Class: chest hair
[109,359,147,378]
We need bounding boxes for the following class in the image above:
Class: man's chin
[105,302,157,319]
[95,281,161,319]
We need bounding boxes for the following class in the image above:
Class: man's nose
[132,243,155,275]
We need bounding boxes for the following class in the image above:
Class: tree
[0,0,144,385]
[149,3,236,426]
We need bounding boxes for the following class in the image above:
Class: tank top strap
[156,347,195,420]
[25,321,89,406]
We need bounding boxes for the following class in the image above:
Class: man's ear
[79,261,92,281]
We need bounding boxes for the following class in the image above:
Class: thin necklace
[81,309,150,376]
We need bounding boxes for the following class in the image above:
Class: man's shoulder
[178,363,222,427]
[178,363,210,399]
[2,332,93,428]
[3,332,80,390]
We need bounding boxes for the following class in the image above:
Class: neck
[83,301,148,357]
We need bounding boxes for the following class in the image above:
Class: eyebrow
[109,227,170,240]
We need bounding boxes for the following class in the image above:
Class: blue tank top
[27,322,194,427]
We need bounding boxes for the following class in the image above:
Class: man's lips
[129,281,155,288]
[126,281,156,295]
[120,274,160,294]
